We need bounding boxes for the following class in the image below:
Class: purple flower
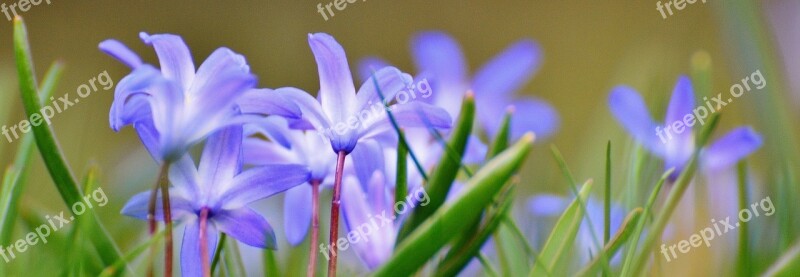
[242,117,337,245]
[341,172,397,269]
[609,76,763,175]
[99,33,300,162]
[359,31,559,140]
[121,126,310,276]
[245,33,452,154]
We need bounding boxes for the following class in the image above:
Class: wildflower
[99,32,299,162]
[608,76,763,176]
[121,126,310,276]
[359,31,559,140]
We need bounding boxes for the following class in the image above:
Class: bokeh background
[0,0,797,275]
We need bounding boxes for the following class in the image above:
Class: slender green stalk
[604,141,611,245]
[619,170,673,277]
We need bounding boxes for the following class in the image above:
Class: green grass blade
[487,110,512,159]
[99,230,165,277]
[737,161,751,277]
[395,129,409,214]
[0,167,22,245]
[374,133,534,277]
[619,170,672,277]
[528,179,593,276]
[396,94,475,244]
[604,141,612,246]
[576,208,643,277]
[14,17,122,268]
[760,239,800,277]
[262,249,280,277]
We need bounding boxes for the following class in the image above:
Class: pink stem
[199,207,211,277]
[327,151,347,277]
[307,180,321,277]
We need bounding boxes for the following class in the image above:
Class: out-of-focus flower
[608,76,763,177]
[99,33,300,162]
[121,126,310,276]
[359,31,559,140]
[341,172,397,269]
[243,117,337,246]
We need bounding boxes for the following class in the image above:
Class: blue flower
[609,76,763,176]
[121,126,310,276]
[242,117,337,246]
[245,33,453,154]
[358,31,560,140]
[99,33,300,162]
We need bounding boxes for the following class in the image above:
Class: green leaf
[262,249,280,277]
[487,110,512,159]
[373,133,534,277]
[619,169,672,276]
[0,62,64,246]
[528,179,593,276]
[604,141,611,245]
[396,94,475,243]
[736,161,751,277]
[14,17,122,268]
[576,208,643,277]
[435,184,515,276]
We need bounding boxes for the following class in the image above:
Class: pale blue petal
[472,40,542,100]
[238,89,302,119]
[308,33,359,124]
[199,126,243,197]
[139,33,195,90]
[181,219,218,277]
[357,57,391,83]
[608,86,665,156]
[283,185,312,246]
[214,207,277,249]
[190,47,250,98]
[356,66,414,113]
[121,190,194,221]
[218,164,310,209]
[701,127,763,172]
[99,39,143,68]
[411,31,467,90]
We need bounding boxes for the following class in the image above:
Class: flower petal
[109,65,163,131]
[181,219,218,277]
[238,89,302,119]
[357,57,391,83]
[120,190,194,221]
[472,40,542,100]
[411,31,467,90]
[191,47,250,97]
[98,39,143,68]
[701,127,763,172]
[214,207,277,249]
[199,125,243,198]
[663,76,696,170]
[508,98,560,140]
[356,66,414,113]
[350,140,386,190]
[274,87,332,131]
[218,164,310,209]
[608,86,665,156]
[308,33,359,124]
[358,102,453,140]
[341,175,395,269]
[283,185,312,246]
[139,32,195,90]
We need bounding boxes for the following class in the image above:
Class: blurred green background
[0,0,796,275]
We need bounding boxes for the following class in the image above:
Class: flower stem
[327,151,347,277]
[147,163,173,277]
[308,180,321,277]
[200,207,211,277]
